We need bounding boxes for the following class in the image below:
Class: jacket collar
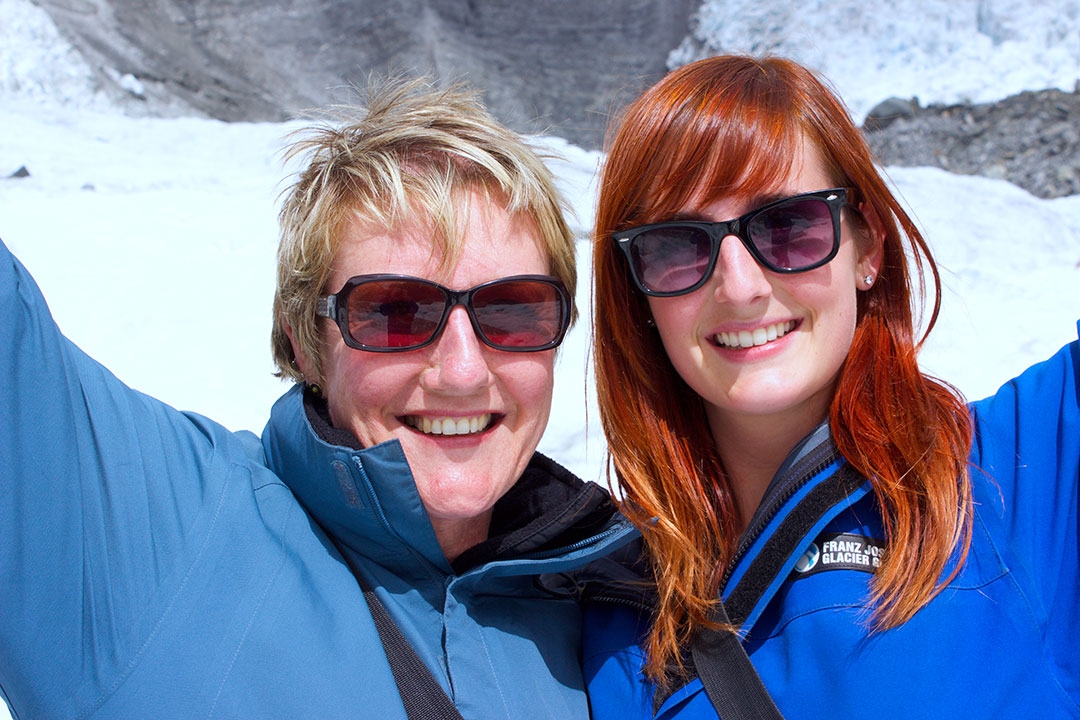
[721,421,872,630]
[260,384,633,585]
[580,422,872,627]
[262,384,450,581]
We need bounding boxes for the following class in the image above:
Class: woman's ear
[283,318,318,385]
[856,200,886,285]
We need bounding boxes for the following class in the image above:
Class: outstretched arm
[0,237,232,712]
[969,321,1080,695]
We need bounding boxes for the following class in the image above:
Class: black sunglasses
[316,274,572,353]
[612,188,848,297]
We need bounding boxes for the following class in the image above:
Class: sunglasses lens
[629,225,713,294]
[345,279,447,349]
[337,276,568,351]
[746,197,836,271]
[471,279,566,349]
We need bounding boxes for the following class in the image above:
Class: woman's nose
[710,235,772,305]
[421,306,493,393]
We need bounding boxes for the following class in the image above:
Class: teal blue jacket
[0,238,637,719]
[584,325,1080,718]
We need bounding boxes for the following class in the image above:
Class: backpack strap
[724,465,865,626]
[324,531,465,720]
[691,598,783,720]
[690,463,866,719]
[358,575,465,720]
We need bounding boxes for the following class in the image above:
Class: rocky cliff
[31,0,1080,198]
[33,0,695,149]
[864,87,1080,199]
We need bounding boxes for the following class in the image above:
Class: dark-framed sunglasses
[612,188,849,297]
[316,274,572,353]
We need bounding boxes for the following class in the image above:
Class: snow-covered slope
[1,2,1079,717]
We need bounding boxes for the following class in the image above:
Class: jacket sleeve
[0,238,238,708]
[968,321,1080,687]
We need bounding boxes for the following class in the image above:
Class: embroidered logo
[793,532,885,577]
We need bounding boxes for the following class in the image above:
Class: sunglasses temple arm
[316,296,336,319]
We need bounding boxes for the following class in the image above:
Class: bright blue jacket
[0,238,638,719]
[584,324,1080,718]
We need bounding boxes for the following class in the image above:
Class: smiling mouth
[713,320,798,349]
[404,414,494,436]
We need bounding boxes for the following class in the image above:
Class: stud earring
[863,274,874,288]
[307,382,324,398]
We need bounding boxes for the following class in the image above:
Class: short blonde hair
[271,77,577,383]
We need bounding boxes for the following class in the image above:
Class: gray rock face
[27,1,1080,197]
[864,87,1080,199]
[34,0,695,149]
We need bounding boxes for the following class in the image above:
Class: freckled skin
[647,139,882,514]
[291,191,556,560]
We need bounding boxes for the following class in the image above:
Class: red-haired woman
[583,55,1079,718]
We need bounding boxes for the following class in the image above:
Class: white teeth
[715,321,797,349]
[409,414,492,436]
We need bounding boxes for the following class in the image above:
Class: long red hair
[592,55,973,681]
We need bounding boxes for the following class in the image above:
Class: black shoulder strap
[325,532,465,720]
[690,464,866,719]
[691,599,783,720]
[358,577,465,720]
[724,465,864,626]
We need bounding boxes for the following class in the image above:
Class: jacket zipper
[719,440,842,593]
[517,519,638,562]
